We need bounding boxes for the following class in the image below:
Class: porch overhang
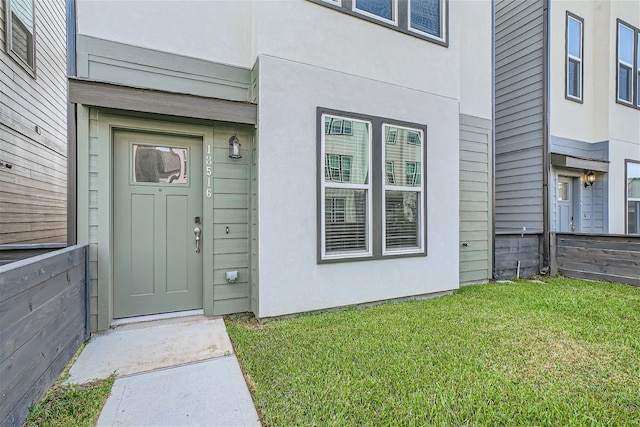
[68,78,257,125]
[550,153,609,173]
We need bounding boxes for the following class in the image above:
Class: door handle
[194,227,201,254]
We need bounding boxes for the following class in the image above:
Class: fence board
[0,246,85,300]
[0,246,88,427]
[552,233,640,287]
[0,263,85,339]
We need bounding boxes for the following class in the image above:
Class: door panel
[114,131,203,318]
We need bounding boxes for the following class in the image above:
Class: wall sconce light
[584,170,595,188]
[228,135,242,159]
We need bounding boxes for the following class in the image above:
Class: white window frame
[353,0,398,26]
[407,0,446,43]
[566,12,583,102]
[320,114,373,260]
[5,0,36,75]
[382,124,425,255]
[617,20,637,106]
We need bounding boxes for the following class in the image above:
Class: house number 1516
[205,144,212,198]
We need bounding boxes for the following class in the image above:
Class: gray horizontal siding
[549,136,609,161]
[495,0,545,233]
[459,115,492,283]
[0,0,68,245]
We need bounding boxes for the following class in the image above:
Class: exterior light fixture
[228,135,242,159]
[584,170,595,188]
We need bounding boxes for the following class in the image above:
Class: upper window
[313,0,447,45]
[354,0,396,25]
[566,12,583,102]
[5,0,36,74]
[319,110,427,262]
[409,0,442,39]
[617,20,639,108]
[627,161,640,234]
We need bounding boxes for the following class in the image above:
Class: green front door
[113,130,203,318]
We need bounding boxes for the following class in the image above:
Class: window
[566,12,583,101]
[617,20,639,107]
[133,145,188,184]
[326,197,346,223]
[354,0,396,24]
[627,161,640,234]
[408,0,442,39]
[311,0,447,45]
[319,110,427,261]
[5,0,35,74]
[321,115,371,258]
[384,125,424,254]
[325,154,353,183]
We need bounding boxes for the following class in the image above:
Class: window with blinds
[383,125,424,253]
[321,114,372,258]
[319,110,427,261]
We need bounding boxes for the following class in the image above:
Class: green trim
[76,35,252,102]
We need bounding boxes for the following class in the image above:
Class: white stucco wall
[76,0,254,68]
[256,56,460,317]
[252,0,460,101]
[458,0,493,119]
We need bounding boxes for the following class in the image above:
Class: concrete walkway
[68,315,261,426]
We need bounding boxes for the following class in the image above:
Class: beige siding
[459,115,492,283]
[0,0,67,244]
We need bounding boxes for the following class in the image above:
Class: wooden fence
[551,233,640,286]
[494,233,543,279]
[0,245,89,427]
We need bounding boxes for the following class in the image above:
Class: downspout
[541,0,551,272]
[66,0,77,245]
[491,0,496,279]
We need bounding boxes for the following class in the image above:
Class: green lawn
[227,278,640,426]
[23,344,114,427]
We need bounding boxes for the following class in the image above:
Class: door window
[132,145,188,184]
[558,181,569,201]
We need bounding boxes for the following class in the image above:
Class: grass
[23,344,115,427]
[227,277,640,426]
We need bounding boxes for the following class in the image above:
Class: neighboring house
[69,0,493,332]
[0,0,68,254]
[495,0,640,278]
